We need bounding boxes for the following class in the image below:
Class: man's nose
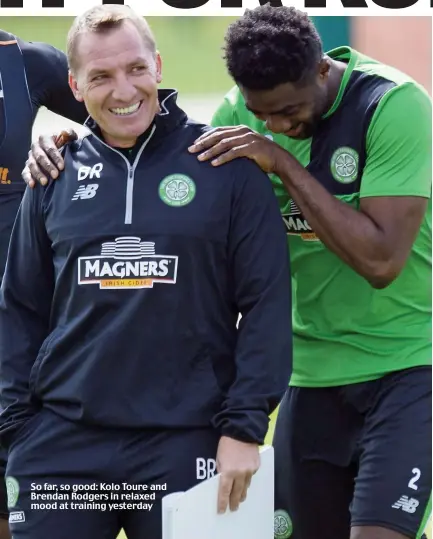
[111,75,137,104]
[265,116,292,134]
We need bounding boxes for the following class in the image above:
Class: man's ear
[156,51,163,84]
[318,58,331,81]
[69,71,84,102]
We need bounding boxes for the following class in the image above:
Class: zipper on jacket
[125,166,134,225]
[89,125,156,225]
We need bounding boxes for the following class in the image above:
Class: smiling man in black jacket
[0,5,292,539]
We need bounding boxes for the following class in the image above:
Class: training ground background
[1,15,430,539]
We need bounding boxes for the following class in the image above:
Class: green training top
[212,47,432,387]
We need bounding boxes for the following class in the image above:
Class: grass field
[3,17,237,97]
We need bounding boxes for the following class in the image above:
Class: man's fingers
[195,135,248,162]
[188,133,227,153]
[217,473,234,514]
[27,153,48,186]
[46,145,65,174]
[191,127,221,145]
[189,126,250,152]
[210,144,250,167]
[192,126,241,145]
[26,129,77,186]
[215,437,261,515]
[229,475,247,512]
[32,140,60,180]
[240,474,252,503]
[21,168,35,189]
[217,470,254,514]
[37,135,64,176]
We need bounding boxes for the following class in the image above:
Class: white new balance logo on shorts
[392,495,419,513]
[72,184,99,200]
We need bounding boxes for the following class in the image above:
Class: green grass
[1,16,237,96]
[0,16,349,97]
[264,408,279,446]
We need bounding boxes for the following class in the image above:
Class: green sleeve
[211,89,239,128]
[210,86,292,217]
[360,83,432,198]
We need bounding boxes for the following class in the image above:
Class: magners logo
[282,200,318,242]
[78,237,178,289]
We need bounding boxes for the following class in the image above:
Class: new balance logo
[9,511,25,523]
[72,184,99,200]
[391,496,419,513]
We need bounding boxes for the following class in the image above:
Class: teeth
[110,102,140,115]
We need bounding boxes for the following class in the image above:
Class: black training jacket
[0,90,292,447]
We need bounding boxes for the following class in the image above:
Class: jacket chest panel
[44,155,232,250]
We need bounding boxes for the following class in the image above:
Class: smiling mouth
[109,101,143,116]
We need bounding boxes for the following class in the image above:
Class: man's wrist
[219,434,259,447]
[273,147,301,181]
[220,426,264,445]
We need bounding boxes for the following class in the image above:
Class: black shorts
[5,408,220,538]
[273,366,432,539]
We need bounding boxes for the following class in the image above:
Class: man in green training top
[190,8,432,539]
[23,7,431,539]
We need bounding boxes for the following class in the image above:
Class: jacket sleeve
[0,185,55,447]
[21,40,88,124]
[212,159,292,445]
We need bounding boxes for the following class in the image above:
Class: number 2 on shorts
[408,468,421,490]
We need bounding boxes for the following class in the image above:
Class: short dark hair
[223,5,323,91]
[67,5,156,75]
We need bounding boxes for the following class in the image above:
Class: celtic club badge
[330,147,359,184]
[159,174,196,207]
[274,509,293,539]
[6,476,19,508]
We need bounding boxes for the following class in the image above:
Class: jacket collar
[83,89,187,148]
[0,30,15,41]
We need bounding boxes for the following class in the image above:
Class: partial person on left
[0,29,87,539]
